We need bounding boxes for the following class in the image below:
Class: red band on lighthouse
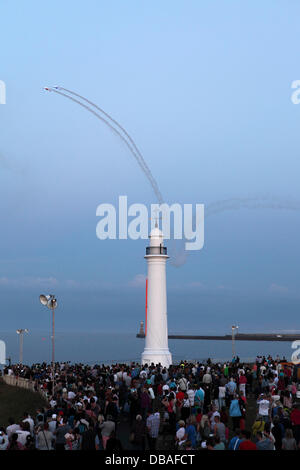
[145,278,148,336]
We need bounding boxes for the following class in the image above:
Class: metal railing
[2,374,48,399]
[146,246,167,255]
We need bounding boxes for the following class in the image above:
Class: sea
[0,330,295,365]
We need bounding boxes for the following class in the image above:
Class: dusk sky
[1,1,300,337]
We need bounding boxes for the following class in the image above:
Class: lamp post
[231,325,239,358]
[39,294,57,397]
[16,329,29,365]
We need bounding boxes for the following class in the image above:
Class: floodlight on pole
[231,325,239,358]
[39,294,58,397]
[39,294,51,306]
[16,329,29,365]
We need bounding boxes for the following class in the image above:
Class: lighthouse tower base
[141,348,172,368]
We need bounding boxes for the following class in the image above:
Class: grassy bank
[0,379,47,427]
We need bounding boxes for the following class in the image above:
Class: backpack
[179,378,187,391]
[123,401,130,414]
[78,420,88,435]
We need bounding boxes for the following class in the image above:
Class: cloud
[0,151,26,174]
[188,281,205,289]
[181,281,206,289]
[63,280,115,291]
[0,275,225,294]
[0,276,58,288]
[0,153,10,170]
[128,274,146,288]
[269,283,289,294]
[0,276,139,292]
[65,279,80,288]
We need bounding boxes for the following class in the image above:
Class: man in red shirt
[291,404,300,445]
[176,390,185,409]
[239,430,257,450]
[239,373,247,398]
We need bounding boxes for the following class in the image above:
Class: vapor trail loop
[49,87,163,204]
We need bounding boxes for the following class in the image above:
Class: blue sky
[1,0,300,336]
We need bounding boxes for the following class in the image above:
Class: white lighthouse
[141,226,172,368]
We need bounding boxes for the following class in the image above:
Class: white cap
[52,414,57,419]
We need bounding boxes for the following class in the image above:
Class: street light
[231,325,239,358]
[39,294,58,397]
[16,329,29,365]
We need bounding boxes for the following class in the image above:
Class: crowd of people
[0,354,300,451]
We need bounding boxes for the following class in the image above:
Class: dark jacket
[131,420,146,444]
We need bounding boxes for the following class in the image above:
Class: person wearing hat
[257,394,271,423]
[130,415,146,451]
[48,414,57,434]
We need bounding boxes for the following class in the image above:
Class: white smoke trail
[170,196,300,267]
[55,87,163,202]
[206,197,300,217]
[44,88,300,268]
[46,87,164,205]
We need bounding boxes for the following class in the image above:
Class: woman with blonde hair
[199,415,210,440]
[282,428,297,450]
